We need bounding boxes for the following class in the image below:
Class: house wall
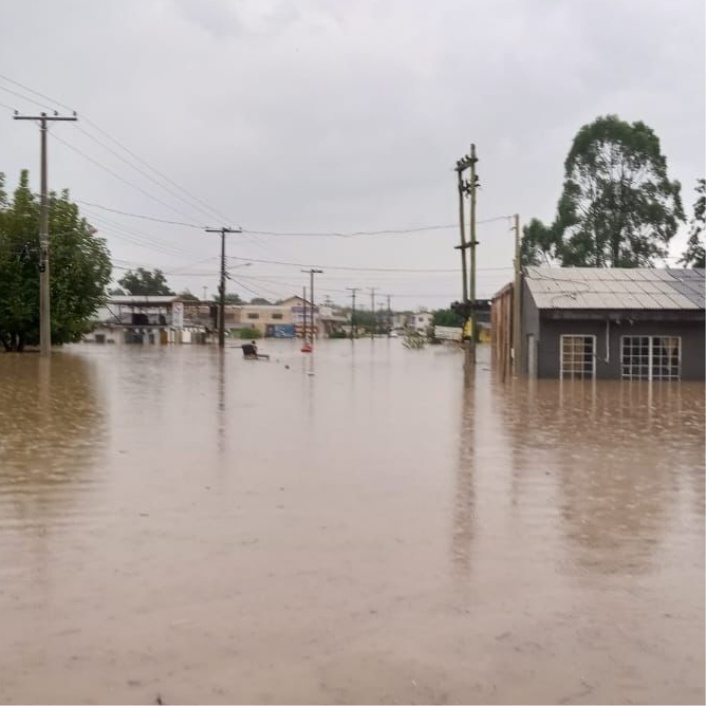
[521,279,541,376]
[536,316,705,380]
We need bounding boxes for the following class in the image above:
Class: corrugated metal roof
[524,267,704,310]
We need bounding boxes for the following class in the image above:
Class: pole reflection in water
[451,362,476,578]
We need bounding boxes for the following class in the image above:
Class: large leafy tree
[679,178,705,268]
[0,170,112,351]
[118,267,173,295]
[546,115,684,267]
[520,218,555,266]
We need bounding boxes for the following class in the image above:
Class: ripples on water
[0,342,702,704]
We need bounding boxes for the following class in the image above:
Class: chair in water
[241,343,270,360]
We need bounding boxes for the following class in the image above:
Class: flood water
[0,341,703,705]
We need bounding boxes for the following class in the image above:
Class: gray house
[495,267,704,380]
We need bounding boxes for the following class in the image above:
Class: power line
[0,72,75,112]
[50,132,209,223]
[58,200,511,239]
[0,73,235,225]
[226,254,513,273]
[75,201,202,228]
[75,126,224,224]
[0,84,52,111]
[243,216,511,238]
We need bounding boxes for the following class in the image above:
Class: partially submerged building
[492,267,705,380]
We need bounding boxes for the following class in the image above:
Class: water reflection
[498,378,704,577]
[0,352,105,529]
[451,363,476,577]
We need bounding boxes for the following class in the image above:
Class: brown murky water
[0,341,703,705]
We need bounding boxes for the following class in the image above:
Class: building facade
[492,267,705,381]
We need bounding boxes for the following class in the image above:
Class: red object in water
[301,342,312,353]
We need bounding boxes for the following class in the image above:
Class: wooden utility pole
[369,288,377,339]
[302,286,307,339]
[468,144,479,365]
[455,165,469,312]
[386,294,392,336]
[302,269,323,346]
[205,226,242,348]
[347,287,359,338]
[513,214,522,375]
[14,111,78,357]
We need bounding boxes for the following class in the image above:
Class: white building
[84,295,206,345]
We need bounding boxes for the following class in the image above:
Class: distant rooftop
[108,295,179,305]
[524,267,705,311]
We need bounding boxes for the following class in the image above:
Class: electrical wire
[226,254,513,273]
[0,72,235,224]
[0,72,75,112]
[0,84,51,111]
[75,201,202,228]
[75,125,230,224]
[50,132,209,224]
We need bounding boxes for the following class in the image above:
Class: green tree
[118,267,173,295]
[679,178,705,268]
[177,289,199,301]
[551,115,684,267]
[250,297,271,305]
[432,307,464,328]
[0,170,112,351]
[521,218,555,266]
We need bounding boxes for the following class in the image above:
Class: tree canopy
[679,178,705,268]
[118,267,173,296]
[433,307,464,328]
[177,289,199,301]
[523,115,684,267]
[250,297,271,305]
[0,170,112,351]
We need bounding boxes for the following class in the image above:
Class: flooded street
[0,341,703,705]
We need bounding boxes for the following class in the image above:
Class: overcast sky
[0,0,703,309]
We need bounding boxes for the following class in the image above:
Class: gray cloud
[0,0,702,306]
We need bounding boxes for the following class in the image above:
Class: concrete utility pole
[14,111,78,357]
[205,227,242,348]
[346,287,359,339]
[513,213,522,375]
[302,269,323,347]
[369,288,377,339]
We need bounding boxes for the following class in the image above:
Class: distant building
[412,311,433,334]
[85,295,207,345]
[492,267,705,380]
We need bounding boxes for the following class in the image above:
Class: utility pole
[205,227,242,348]
[369,287,377,339]
[513,213,522,375]
[386,295,392,336]
[468,144,479,365]
[302,286,307,339]
[202,286,208,302]
[454,163,469,313]
[302,269,323,347]
[455,144,479,363]
[347,287,359,339]
[14,111,78,357]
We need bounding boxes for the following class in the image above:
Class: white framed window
[560,335,596,379]
[621,335,681,381]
